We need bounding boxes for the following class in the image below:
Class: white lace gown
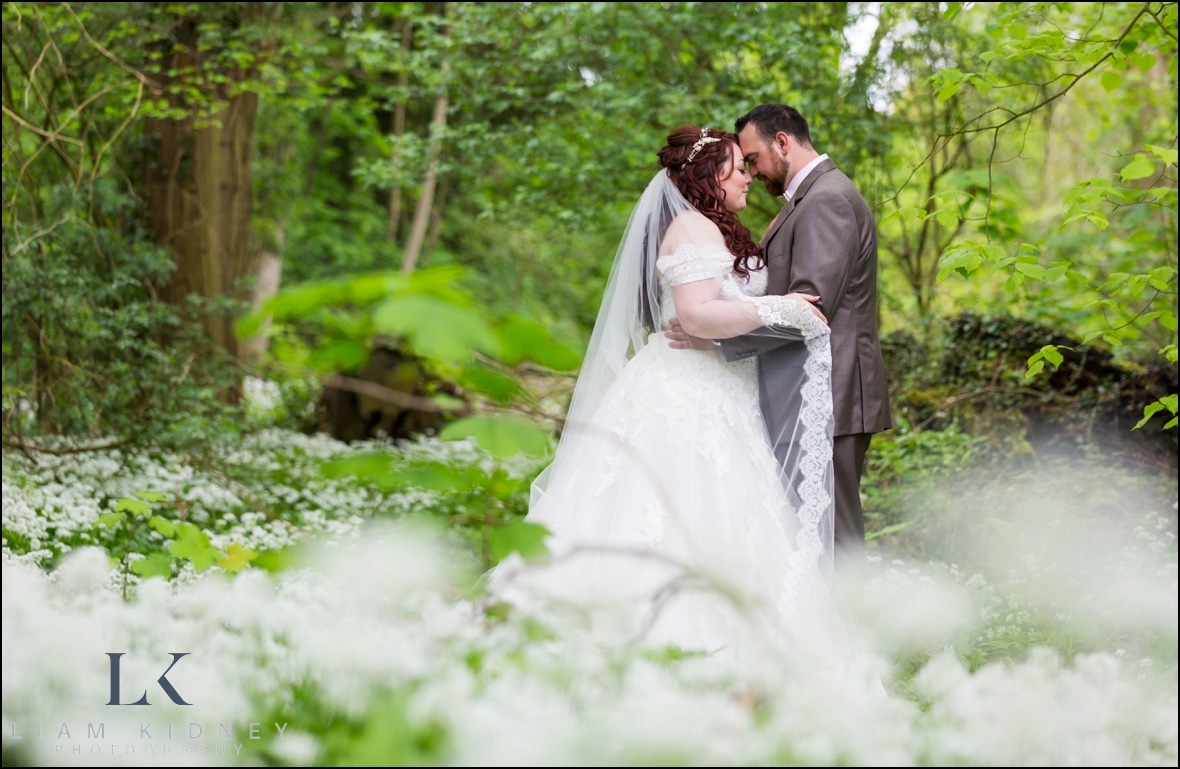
[498,242,833,654]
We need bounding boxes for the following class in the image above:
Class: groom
[670,104,892,566]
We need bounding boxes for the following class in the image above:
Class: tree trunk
[425,179,449,255]
[144,67,259,363]
[241,227,284,364]
[401,4,451,274]
[401,79,449,273]
[387,21,413,245]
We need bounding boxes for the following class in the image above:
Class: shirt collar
[784,154,829,201]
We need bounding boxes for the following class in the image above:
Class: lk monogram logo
[105,653,192,706]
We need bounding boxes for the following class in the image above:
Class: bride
[491,125,835,656]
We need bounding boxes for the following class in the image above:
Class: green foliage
[246,266,576,569]
[321,422,551,572]
[240,265,584,391]
[920,2,1178,432]
[1,180,243,446]
[244,684,450,766]
[96,488,254,599]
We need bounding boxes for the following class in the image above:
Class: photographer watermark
[4,652,291,761]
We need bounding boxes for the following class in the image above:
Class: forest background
[2,2,1177,767]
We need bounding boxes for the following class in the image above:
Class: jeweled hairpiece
[681,127,722,169]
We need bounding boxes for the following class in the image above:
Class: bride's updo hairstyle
[658,125,764,279]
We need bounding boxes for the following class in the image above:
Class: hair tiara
[681,127,722,169]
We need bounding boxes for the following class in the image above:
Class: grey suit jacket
[720,158,892,438]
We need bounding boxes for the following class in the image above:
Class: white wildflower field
[2,401,1177,766]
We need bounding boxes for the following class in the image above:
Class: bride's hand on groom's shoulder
[665,318,718,350]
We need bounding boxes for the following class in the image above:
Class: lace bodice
[654,242,828,339]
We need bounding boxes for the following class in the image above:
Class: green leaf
[1014,263,1045,279]
[148,515,176,538]
[1146,144,1179,167]
[131,553,174,579]
[1025,359,1045,379]
[235,310,269,339]
[1148,267,1176,292]
[308,339,371,373]
[496,315,583,370]
[374,296,499,363]
[1039,345,1064,368]
[388,462,476,493]
[490,521,552,562]
[431,393,470,411]
[168,523,220,572]
[937,68,964,84]
[460,367,522,403]
[440,415,551,458]
[1100,70,1122,92]
[219,543,257,573]
[967,74,992,94]
[934,210,959,228]
[1133,399,1173,430]
[1084,211,1110,230]
[936,245,984,282]
[1118,154,1156,181]
[114,498,151,517]
[97,512,126,528]
[1130,52,1157,72]
[887,206,925,225]
[135,490,169,503]
[253,545,309,574]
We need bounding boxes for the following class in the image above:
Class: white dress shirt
[785,154,829,201]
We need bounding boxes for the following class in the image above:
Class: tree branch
[324,374,471,415]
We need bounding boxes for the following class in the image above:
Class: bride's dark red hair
[658,125,764,279]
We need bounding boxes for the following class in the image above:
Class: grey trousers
[833,432,872,557]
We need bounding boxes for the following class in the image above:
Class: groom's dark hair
[735,104,813,149]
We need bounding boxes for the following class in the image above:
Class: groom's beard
[760,155,790,197]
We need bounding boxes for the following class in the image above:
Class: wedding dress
[491,171,834,655]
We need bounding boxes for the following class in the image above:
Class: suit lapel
[790,158,837,206]
[759,158,839,249]
[759,197,794,249]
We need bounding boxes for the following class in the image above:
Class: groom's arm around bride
[671,103,892,568]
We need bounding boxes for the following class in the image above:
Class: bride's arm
[671,281,824,340]
[659,212,827,341]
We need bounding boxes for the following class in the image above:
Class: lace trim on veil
[748,295,834,621]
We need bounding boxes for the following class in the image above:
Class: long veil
[529,170,687,506]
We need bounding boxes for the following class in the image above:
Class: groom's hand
[665,318,718,350]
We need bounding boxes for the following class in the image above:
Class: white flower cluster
[2,519,1176,768]
[1,425,1175,766]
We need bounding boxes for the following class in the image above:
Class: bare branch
[324,374,472,415]
[58,2,161,94]
[1,104,84,146]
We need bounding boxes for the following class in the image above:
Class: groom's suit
[720,158,892,555]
